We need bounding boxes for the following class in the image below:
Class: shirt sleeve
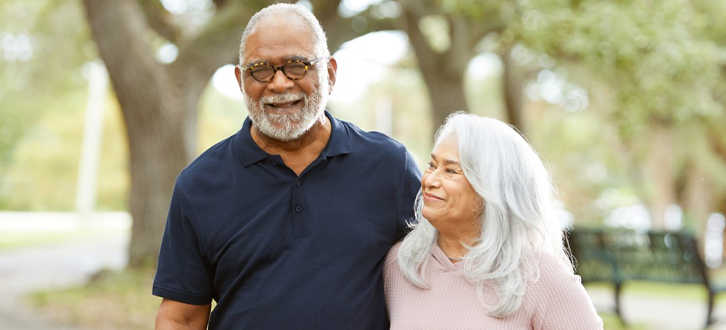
[528,254,604,330]
[152,183,214,305]
[395,149,422,240]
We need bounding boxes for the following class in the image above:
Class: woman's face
[421,134,482,236]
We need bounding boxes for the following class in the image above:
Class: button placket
[294,179,303,212]
[290,176,310,238]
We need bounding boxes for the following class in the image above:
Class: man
[152,4,420,329]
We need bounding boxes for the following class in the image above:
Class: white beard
[244,76,329,142]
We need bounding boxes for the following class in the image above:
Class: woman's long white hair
[398,112,572,317]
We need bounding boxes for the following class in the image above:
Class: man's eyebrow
[244,55,309,67]
[243,59,268,67]
[283,55,309,62]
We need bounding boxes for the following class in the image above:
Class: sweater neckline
[431,243,466,272]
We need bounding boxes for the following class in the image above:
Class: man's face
[236,16,334,142]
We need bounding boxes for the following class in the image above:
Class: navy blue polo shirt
[153,111,421,329]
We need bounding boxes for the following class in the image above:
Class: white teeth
[269,101,297,108]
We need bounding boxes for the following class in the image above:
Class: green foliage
[518,0,724,133]
[0,0,96,208]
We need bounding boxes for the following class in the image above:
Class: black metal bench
[567,228,726,328]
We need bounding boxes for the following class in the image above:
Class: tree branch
[172,1,259,83]
[139,0,182,43]
[313,0,399,53]
[82,0,167,108]
[399,0,442,71]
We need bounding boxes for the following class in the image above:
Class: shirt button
[295,205,303,213]
[295,180,301,186]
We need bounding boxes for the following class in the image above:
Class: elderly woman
[384,113,603,329]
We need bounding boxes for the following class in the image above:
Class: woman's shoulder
[525,252,604,329]
[530,252,577,288]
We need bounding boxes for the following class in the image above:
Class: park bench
[567,228,726,328]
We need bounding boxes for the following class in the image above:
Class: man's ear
[326,57,337,94]
[234,65,243,89]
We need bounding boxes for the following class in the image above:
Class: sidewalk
[587,286,726,330]
[0,235,128,330]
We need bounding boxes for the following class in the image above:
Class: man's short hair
[238,3,330,65]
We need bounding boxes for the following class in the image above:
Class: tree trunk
[82,0,252,268]
[501,46,526,136]
[645,124,677,230]
[399,0,473,138]
[419,69,469,133]
[682,161,714,245]
[82,0,189,267]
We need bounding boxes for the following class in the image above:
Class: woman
[384,113,603,329]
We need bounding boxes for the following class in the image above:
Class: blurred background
[1,0,726,329]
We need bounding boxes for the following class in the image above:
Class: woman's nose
[423,170,441,188]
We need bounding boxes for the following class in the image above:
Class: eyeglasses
[241,57,326,82]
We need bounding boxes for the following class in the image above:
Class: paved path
[588,286,726,330]
[0,236,128,330]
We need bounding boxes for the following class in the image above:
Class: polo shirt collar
[236,110,352,167]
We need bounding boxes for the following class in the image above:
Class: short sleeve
[528,254,604,330]
[395,150,422,239]
[152,183,214,305]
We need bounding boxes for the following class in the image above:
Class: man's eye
[252,66,272,73]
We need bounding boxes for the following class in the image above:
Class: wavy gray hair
[238,3,330,65]
[397,112,572,317]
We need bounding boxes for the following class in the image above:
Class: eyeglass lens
[251,61,308,81]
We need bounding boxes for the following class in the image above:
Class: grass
[0,229,123,251]
[28,268,161,330]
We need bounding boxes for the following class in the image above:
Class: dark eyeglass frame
[241,57,327,82]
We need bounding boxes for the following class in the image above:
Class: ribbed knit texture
[384,242,604,330]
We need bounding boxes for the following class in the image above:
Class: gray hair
[238,3,330,65]
[397,112,572,317]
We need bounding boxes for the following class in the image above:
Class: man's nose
[266,70,295,93]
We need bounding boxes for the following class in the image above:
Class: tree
[396,0,510,134]
[0,0,97,208]
[80,0,264,267]
[518,0,726,233]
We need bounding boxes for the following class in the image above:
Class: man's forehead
[243,18,316,63]
[249,14,311,39]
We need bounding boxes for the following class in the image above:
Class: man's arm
[155,298,211,330]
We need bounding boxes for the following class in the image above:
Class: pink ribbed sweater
[384,242,604,330]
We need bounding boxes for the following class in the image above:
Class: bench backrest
[568,229,708,285]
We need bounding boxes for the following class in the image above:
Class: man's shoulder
[337,118,407,154]
[177,133,238,186]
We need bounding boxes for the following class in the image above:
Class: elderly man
[152,3,420,329]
